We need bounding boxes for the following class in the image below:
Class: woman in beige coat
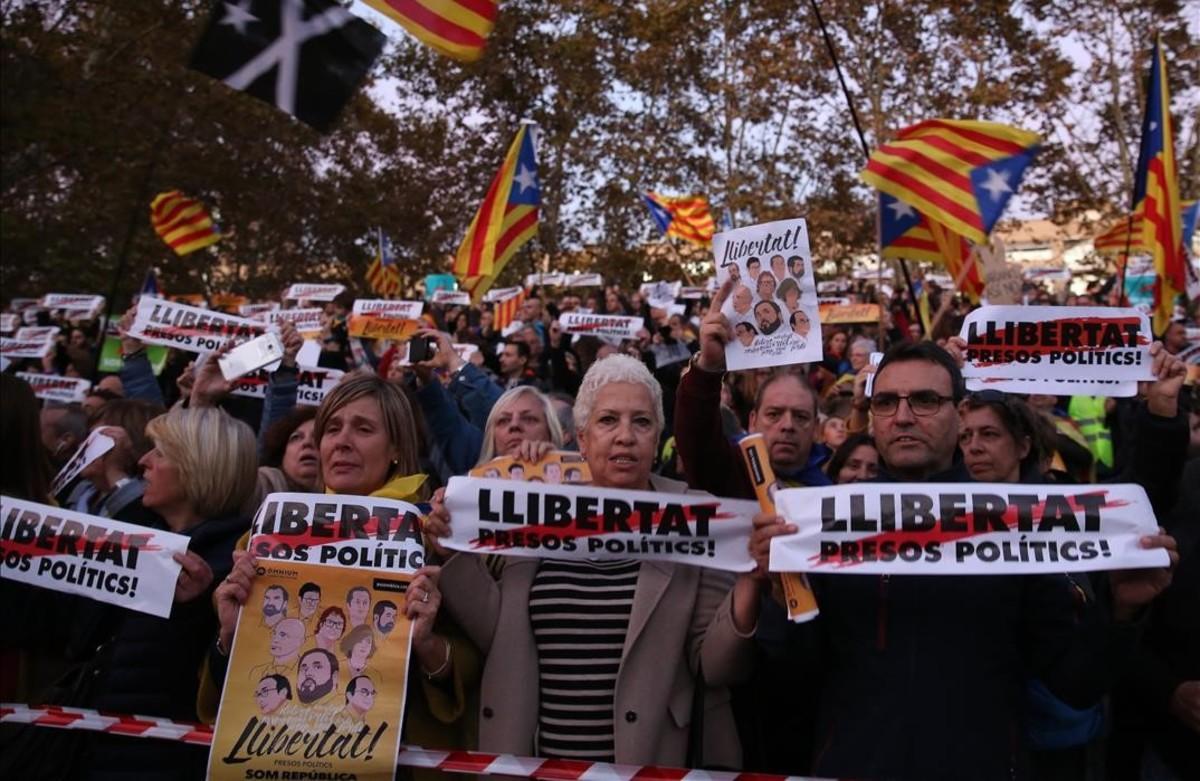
[425,355,758,768]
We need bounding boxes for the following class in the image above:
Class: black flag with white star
[190,0,386,132]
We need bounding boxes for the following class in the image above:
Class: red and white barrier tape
[0,703,822,780]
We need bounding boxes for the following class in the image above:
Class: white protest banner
[259,307,325,334]
[0,314,18,333]
[352,299,424,320]
[128,297,265,353]
[863,352,883,398]
[432,289,472,306]
[229,367,344,406]
[484,286,524,303]
[0,496,189,618]
[559,312,643,340]
[40,294,105,316]
[679,286,708,300]
[51,429,116,496]
[966,376,1139,397]
[817,296,851,307]
[15,326,60,341]
[525,272,565,287]
[18,372,91,404]
[960,306,1155,394]
[248,492,427,570]
[283,283,344,301]
[9,297,40,312]
[442,477,758,572]
[565,272,604,287]
[238,302,279,317]
[770,482,1166,576]
[714,217,822,370]
[0,337,54,359]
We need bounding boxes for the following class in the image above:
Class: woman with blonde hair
[405,328,565,473]
[210,371,480,758]
[2,407,256,779]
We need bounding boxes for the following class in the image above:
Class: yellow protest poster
[469,450,592,484]
[208,560,412,780]
[347,314,422,340]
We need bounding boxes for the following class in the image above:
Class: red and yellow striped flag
[879,193,984,301]
[150,190,221,256]
[454,124,540,303]
[1131,40,1185,331]
[862,119,1040,246]
[491,288,525,332]
[363,0,497,63]
[642,192,716,246]
[1093,215,1148,256]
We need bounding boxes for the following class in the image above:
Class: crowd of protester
[0,275,1196,781]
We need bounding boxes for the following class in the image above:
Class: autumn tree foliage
[1,0,1195,302]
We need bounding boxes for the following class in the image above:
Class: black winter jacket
[757,463,1142,781]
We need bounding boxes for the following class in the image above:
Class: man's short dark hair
[299,582,320,599]
[508,462,524,473]
[260,673,292,700]
[875,340,965,403]
[300,647,339,675]
[265,585,289,603]
[346,586,368,603]
[504,339,531,360]
[373,600,397,618]
[752,369,819,415]
[345,675,371,701]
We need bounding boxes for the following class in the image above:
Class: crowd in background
[0,276,1197,781]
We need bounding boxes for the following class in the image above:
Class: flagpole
[1118,212,1135,302]
[807,0,925,335]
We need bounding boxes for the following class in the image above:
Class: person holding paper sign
[744,340,1179,781]
[426,355,755,767]
[3,407,257,779]
[208,373,480,756]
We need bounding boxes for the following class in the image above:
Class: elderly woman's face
[139,444,187,512]
[578,382,658,490]
[492,394,551,457]
[320,397,397,495]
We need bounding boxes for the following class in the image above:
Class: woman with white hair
[424,355,754,767]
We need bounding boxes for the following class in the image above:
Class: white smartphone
[218,332,285,381]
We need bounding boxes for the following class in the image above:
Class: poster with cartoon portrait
[714,218,823,370]
[209,560,412,781]
[469,450,592,485]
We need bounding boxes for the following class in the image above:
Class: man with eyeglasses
[298,582,322,634]
[253,673,294,717]
[739,339,1179,780]
[334,675,378,729]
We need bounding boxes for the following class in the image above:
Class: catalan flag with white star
[454,123,540,303]
[879,193,984,301]
[643,192,716,246]
[150,190,221,255]
[366,228,403,297]
[861,119,1040,246]
[1131,39,1185,332]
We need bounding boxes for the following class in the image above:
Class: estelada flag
[643,192,716,246]
[879,193,984,302]
[861,119,1040,246]
[366,228,403,297]
[454,123,540,303]
[150,190,221,256]
[362,0,497,62]
[1131,39,1185,332]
